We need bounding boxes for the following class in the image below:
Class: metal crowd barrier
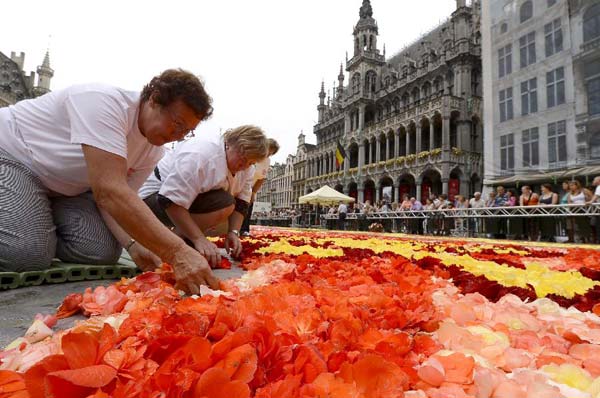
[321,203,600,220]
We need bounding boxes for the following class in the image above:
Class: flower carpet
[2,227,600,397]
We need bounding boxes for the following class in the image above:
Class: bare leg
[189,204,235,236]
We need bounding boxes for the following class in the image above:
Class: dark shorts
[143,189,235,228]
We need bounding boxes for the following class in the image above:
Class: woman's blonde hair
[223,125,268,163]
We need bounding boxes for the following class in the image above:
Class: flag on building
[335,141,346,169]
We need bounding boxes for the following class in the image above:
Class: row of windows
[500,0,556,33]
[498,18,563,78]
[498,66,565,122]
[499,120,567,171]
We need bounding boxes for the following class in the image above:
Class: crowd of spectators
[251,176,600,244]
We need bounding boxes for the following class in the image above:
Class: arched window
[402,93,409,109]
[500,23,508,34]
[365,70,377,94]
[520,1,533,23]
[434,77,442,95]
[412,87,420,104]
[422,82,431,99]
[584,4,600,43]
[352,73,361,95]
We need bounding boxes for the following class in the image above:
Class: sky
[2,0,457,164]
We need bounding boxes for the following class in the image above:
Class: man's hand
[128,242,162,272]
[193,237,222,268]
[225,231,242,259]
[172,245,220,295]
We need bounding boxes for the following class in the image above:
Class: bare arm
[225,210,245,258]
[166,204,222,268]
[251,179,265,201]
[82,145,218,292]
[100,209,162,271]
[252,179,265,195]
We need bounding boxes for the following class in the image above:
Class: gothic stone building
[303,0,483,205]
[0,50,54,107]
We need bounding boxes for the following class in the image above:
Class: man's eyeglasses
[164,107,195,138]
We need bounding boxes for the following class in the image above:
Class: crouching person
[139,125,267,267]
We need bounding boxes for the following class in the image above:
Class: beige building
[256,155,295,209]
[481,0,600,188]
[0,50,53,107]
[292,132,315,206]
[302,0,483,204]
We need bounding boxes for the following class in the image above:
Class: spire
[35,48,54,95]
[319,81,326,106]
[337,63,345,97]
[359,0,373,19]
[42,50,51,68]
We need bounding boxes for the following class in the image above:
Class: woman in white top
[568,180,592,243]
[0,69,219,294]
[139,126,268,268]
[240,139,280,236]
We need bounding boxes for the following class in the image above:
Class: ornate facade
[0,50,53,107]
[302,0,483,204]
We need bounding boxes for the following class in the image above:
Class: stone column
[442,178,449,195]
[376,136,381,162]
[394,185,399,203]
[358,188,365,203]
[331,154,335,173]
[358,142,365,169]
[429,123,435,150]
[358,103,366,131]
[344,151,350,173]
[442,115,451,150]
[406,130,411,155]
[375,186,381,203]
[416,182,422,201]
[386,136,392,160]
[394,131,400,158]
[416,123,422,153]
[344,112,352,134]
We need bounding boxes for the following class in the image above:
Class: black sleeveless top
[539,194,553,205]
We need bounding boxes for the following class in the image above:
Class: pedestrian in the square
[337,201,348,230]
[538,183,558,242]
[240,138,280,236]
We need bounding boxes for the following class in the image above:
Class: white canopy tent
[299,185,355,206]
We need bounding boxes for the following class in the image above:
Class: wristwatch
[229,230,239,236]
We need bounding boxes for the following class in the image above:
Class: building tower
[337,63,344,97]
[353,0,378,56]
[317,81,326,123]
[33,50,53,97]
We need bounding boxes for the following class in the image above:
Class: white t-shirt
[0,84,163,196]
[469,198,485,208]
[138,136,253,209]
[253,157,270,184]
[338,203,348,214]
